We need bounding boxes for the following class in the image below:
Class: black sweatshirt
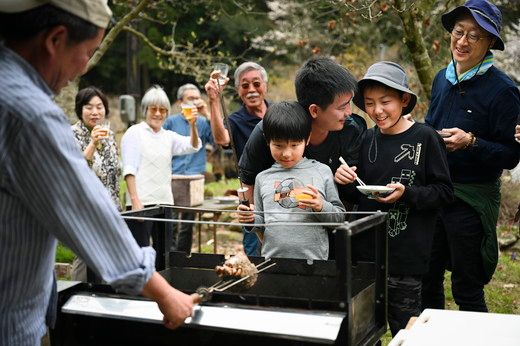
[352,122,454,275]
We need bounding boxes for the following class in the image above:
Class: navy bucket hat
[353,61,417,116]
[441,0,504,50]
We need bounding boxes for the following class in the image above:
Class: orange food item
[294,193,312,201]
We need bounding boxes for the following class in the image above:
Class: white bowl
[356,185,395,199]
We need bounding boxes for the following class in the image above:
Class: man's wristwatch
[464,132,476,149]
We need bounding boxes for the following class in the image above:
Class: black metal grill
[50,207,388,346]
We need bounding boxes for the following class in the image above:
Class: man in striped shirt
[0,1,195,344]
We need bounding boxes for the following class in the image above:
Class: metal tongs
[195,259,277,303]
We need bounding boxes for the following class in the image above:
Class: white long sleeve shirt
[121,121,201,206]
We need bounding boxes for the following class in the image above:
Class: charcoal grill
[51,206,388,346]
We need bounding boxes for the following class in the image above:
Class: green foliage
[444,252,520,314]
[204,178,241,198]
[55,243,75,263]
[84,0,274,95]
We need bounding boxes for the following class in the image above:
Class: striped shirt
[0,45,155,345]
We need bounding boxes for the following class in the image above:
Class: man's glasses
[451,28,488,44]
[148,105,168,115]
[240,81,264,90]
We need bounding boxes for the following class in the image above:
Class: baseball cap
[441,0,504,51]
[353,61,417,116]
[0,0,112,29]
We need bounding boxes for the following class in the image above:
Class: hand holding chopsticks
[339,156,366,186]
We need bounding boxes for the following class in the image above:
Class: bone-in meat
[215,252,258,289]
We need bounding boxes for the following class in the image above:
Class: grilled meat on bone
[215,252,258,289]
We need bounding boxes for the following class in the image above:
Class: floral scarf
[71,121,122,210]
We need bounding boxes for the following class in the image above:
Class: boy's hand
[237,203,255,223]
[375,183,405,204]
[297,184,323,212]
[335,164,358,185]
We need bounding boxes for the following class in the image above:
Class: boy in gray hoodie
[238,101,345,260]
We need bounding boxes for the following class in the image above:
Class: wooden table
[177,198,238,254]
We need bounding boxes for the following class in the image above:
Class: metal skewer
[196,259,277,303]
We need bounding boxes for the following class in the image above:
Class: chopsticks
[339,156,366,186]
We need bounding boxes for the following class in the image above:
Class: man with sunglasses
[205,61,270,255]
[422,0,520,313]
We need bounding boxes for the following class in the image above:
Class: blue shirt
[0,44,155,345]
[163,114,214,174]
[228,101,269,159]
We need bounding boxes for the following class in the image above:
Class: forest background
[55,0,520,224]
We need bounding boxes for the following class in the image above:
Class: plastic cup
[181,103,197,120]
[213,63,229,85]
[292,187,312,201]
[97,119,110,138]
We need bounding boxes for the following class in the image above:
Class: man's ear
[42,25,68,58]
[308,104,319,119]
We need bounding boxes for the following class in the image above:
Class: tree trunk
[393,0,435,100]
[55,78,80,124]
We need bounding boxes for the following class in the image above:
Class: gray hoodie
[254,157,345,260]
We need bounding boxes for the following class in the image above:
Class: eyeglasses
[451,28,488,44]
[240,81,264,90]
[148,105,168,115]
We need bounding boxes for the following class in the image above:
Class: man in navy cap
[0,1,195,344]
[422,0,520,313]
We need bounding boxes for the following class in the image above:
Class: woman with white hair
[122,85,201,246]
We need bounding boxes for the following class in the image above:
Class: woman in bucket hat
[422,0,520,313]
[349,61,453,336]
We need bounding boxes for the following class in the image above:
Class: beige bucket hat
[0,0,112,29]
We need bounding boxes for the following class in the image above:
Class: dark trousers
[243,227,260,256]
[125,205,167,248]
[387,275,422,336]
[422,199,488,312]
[172,211,195,253]
[126,218,159,247]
